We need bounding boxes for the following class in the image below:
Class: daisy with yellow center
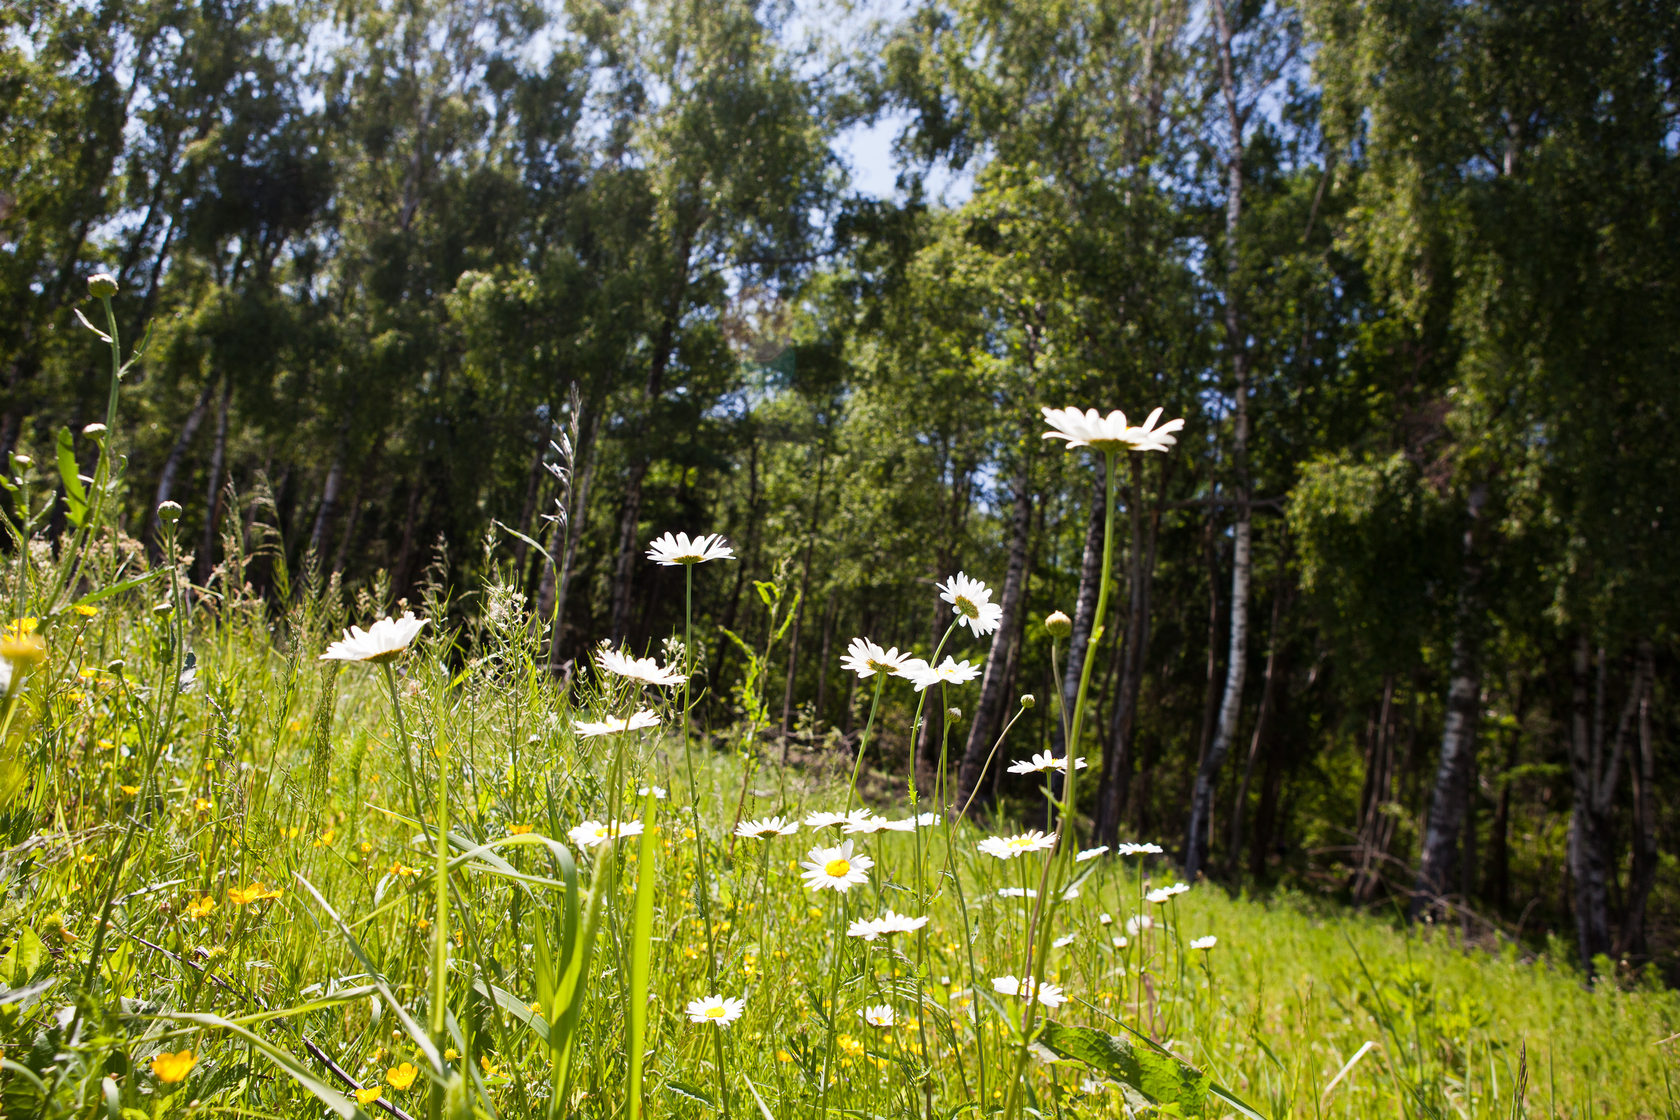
[990,975,1069,1007]
[594,648,687,688]
[1006,751,1088,775]
[799,839,873,892]
[938,573,1004,636]
[861,1004,896,1028]
[685,994,746,1026]
[839,637,911,678]
[734,815,799,838]
[568,819,644,848]
[1041,405,1185,454]
[319,612,426,663]
[646,531,736,565]
[976,830,1057,860]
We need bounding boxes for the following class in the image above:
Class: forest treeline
[4,0,1677,977]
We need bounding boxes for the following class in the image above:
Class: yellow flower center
[1006,837,1034,850]
[704,1006,728,1018]
[955,596,978,618]
[824,858,852,878]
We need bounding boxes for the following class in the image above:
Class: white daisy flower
[1062,885,1082,900]
[977,830,1057,860]
[914,812,941,827]
[646,532,735,566]
[997,887,1038,898]
[839,637,912,679]
[848,909,929,940]
[898,656,982,692]
[990,975,1068,1008]
[1145,881,1190,904]
[574,710,661,738]
[1099,912,1113,925]
[319,612,426,663]
[1053,933,1076,948]
[842,815,893,834]
[638,785,668,799]
[735,815,799,838]
[1006,752,1089,775]
[861,1004,896,1028]
[799,840,873,893]
[685,994,746,1026]
[1125,915,1153,935]
[805,808,874,830]
[568,819,644,848]
[1076,846,1109,862]
[938,573,1004,637]
[1190,936,1218,951]
[1111,936,1129,949]
[1117,841,1164,856]
[1041,405,1185,454]
[595,647,687,687]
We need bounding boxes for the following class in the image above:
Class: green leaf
[1037,1022,1267,1119]
[665,1079,716,1108]
[55,428,87,525]
[65,568,167,612]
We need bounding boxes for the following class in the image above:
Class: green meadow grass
[0,580,1676,1120]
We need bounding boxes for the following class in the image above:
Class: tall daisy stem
[1004,450,1119,1120]
[843,674,886,812]
[679,563,720,984]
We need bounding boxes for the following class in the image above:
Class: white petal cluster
[320,612,427,663]
[1145,881,1190,904]
[685,994,746,1026]
[646,531,736,566]
[898,656,981,692]
[938,572,1004,636]
[1076,845,1109,862]
[574,709,661,738]
[846,910,929,941]
[861,1004,896,1027]
[804,808,874,830]
[799,839,873,892]
[990,975,1068,1008]
[1041,405,1185,454]
[568,819,644,848]
[1189,936,1218,950]
[734,815,799,838]
[839,637,911,679]
[1006,751,1088,775]
[595,647,687,687]
[1117,841,1164,857]
[977,830,1057,860]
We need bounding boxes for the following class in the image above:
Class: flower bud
[156,500,182,523]
[10,454,31,469]
[1045,610,1072,639]
[152,600,174,616]
[1019,693,1036,708]
[946,706,962,722]
[88,273,118,300]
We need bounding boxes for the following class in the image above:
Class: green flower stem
[678,562,720,986]
[843,673,886,813]
[1004,450,1119,1120]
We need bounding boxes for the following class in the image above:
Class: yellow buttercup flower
[151,1049,196,1083]
[227,882,282,905]
[185,896,215,919]
[74,604,98,618]
[386,1062,419,1090]
[355,1085,382,1105]
[508,824,534,836]
[119,785,139,796]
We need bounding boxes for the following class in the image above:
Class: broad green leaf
[665,1079,716,1108]
[1037,1022,1266,1119]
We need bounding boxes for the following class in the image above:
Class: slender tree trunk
[1053,474,1106,756]
[1184,0,1254,884]
[1095,458,1160,845]
[308,427,347,564]
[958,447,1033,807]
[392,473,425,597]
[1227,579,1287,875]
[195,378,232,585]
[1488,703,1519,913]
[512,437,548,574]
[609,460,648,641]
[150,377,216,553]
[1568,632,1614,973]
[814,597,838,726]
[1618,641,1657,957]
[1410,481,1488,920]
[1352,677,1396,903]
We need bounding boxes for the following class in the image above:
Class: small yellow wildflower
[74,605,98,618]
[228,882,282,905]
[390,861,419,878]
[776,1049,793,1063]
[509,824,534,836]
[151,1050,196,1083]
[185,896,216,919]
[119,785,139,796]
[355,1085,382,1105]
[444,1048,459,1061]
[386,1062,419,1091]
[315,828,335,847]
[193,798,212,813]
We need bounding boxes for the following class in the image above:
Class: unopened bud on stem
[88,273,118,300]
[1019,693,1036,708]
[156,500,182,524]
[1045,611,1072,639]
